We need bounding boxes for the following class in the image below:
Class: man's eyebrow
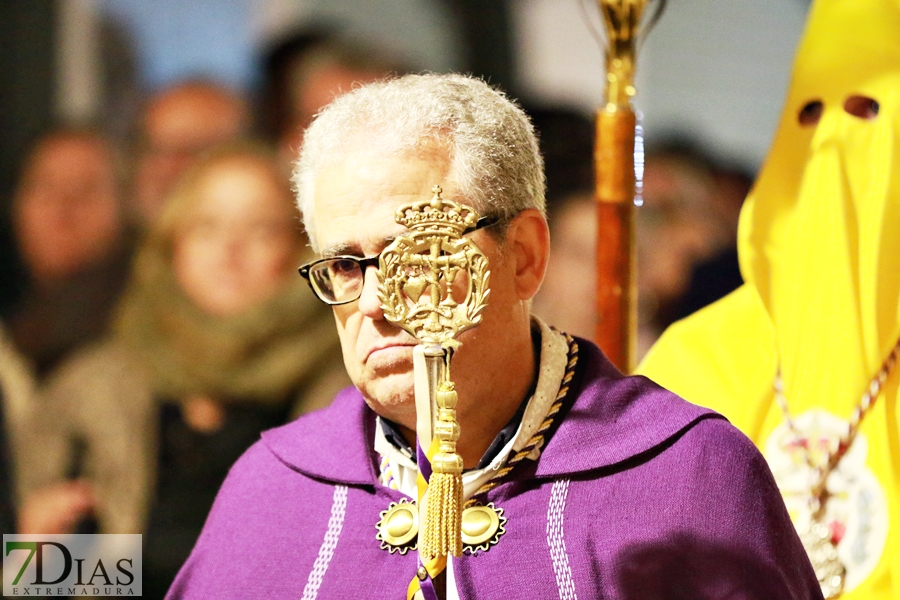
[320,235,401,259]
[321,242,361,258]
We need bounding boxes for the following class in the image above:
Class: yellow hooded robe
[638,0,900,597]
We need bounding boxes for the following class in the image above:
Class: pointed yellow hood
[738,0,900,403]
[638,5,900,595]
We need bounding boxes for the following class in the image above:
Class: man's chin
[357,371,416,426]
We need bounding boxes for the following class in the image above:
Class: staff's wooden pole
[595,108,636,372]
[595,0,650,373]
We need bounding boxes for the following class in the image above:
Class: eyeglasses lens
[310,258,364,304]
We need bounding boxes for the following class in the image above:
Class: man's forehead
[311,148,452,254]
[317,211,407,258]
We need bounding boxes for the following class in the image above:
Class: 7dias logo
[3,535,141,597]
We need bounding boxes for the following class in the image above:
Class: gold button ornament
[461,503,506,554]
[376,500,419,554]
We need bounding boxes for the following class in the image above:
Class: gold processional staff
[378,188,491,600]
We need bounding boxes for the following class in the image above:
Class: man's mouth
[365,343,417,362]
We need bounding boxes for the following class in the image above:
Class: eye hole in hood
[844,95,879,120]
[798,99,824,126]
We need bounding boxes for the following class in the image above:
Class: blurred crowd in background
[0,0,806,596]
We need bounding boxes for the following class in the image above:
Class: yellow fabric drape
[639,0,900,597]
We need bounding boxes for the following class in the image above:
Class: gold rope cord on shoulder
[466,333,580,506]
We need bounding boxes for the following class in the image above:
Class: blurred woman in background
[25,142,347,597]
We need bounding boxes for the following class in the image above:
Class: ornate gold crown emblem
[394,191,479,235]
[377,186,490,348]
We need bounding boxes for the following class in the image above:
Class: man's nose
[357,265,385,319]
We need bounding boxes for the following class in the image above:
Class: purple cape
[168,339,822,599]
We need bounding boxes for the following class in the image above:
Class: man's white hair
[292,73,546,251]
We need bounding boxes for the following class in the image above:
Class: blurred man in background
[3,127,130,379]
[258,32,408,174]
[132,79,249,226]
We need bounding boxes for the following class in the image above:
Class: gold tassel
[422,382,463,558]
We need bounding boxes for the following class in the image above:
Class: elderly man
[169,74,820,599]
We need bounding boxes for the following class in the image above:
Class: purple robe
[167,339,822,599]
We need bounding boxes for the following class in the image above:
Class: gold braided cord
[422,472,463,558]
[465,334,580,507]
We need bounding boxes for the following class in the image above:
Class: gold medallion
[461,503,506,554]
[376,500,419,554]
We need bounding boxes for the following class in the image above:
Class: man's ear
[504,208,551,301]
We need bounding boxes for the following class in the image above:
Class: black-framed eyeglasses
[298,215,499,305]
